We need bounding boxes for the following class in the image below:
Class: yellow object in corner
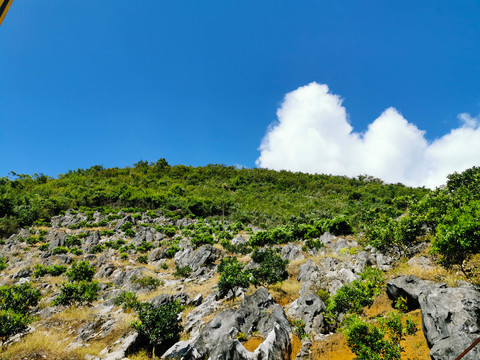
[0,0,14,27]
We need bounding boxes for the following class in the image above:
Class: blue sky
[1,1,480,186]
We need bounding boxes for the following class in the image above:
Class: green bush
[0,309,32,344]
[38,244,49,251]
[328,216,354,236]
[190,232,214,248]
[53,281,99,306]
[217,257,250,299]
[113,291,139,310]
[69,247,83,256]
[250,249,288,286]
[327,268,384,316]
[125,228,136,238]
[0,257,7,272]
[33,264,67,277]
[120,252,128,260]
[133,276,163,290]
[344,312,417,360]
[132,301,183,354]
[52,246,69,255]
[165,245,180,258]
[137,255,149,264]
[136,241,155,253]
[432,201,480,267]
[173,265,192,278]
[66,261,96,282]
[304,239,324,251]
[0,282,41,314]
[89,244,106,254]
[65,235,82,248]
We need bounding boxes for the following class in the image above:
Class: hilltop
[1,162,480,360]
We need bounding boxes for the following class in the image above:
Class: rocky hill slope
[1,208,479,360]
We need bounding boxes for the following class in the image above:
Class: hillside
[1,162,480,360]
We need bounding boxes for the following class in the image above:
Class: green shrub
[165,245,180,258]
[113,291,139,310]
[250,249,288,286]
[0,257,7,272]
[66,261,96,282]
[173,265,192,278]
[190,232,214,248]
[53,281,99,306]
[26,236,39,245]
[100,229,115,236]
[121,222,134,232]
[89,244,106,254]
[327,268,384,316]
[69,247,83,256]
[132,301,183,354]
[146,210,157,218]
[33,264,67,277]
[328,216,354,236]
[217,257,250,299]
[38,244,49,251]
[120,252,128,260]
[0,309,32,344]
[156,225,177,237]
[344,312,417,360]
[0,282,41,314]
[65,235,81,248]
[52,246,69,255]
[133,276,163,290]
[125,228,136,238]
[304,239,324,251]
[136,241,155,253]
[138,255,149,264]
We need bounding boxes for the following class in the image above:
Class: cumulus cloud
[256,82,480,188]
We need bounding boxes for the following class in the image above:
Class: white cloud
[256,82,480,188]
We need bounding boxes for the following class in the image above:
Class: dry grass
[0,330,81,360]
[129,349,154,360]
[387,258,464,286]
[268,279,301,307]
[1,311,138,360]
[243,335,264,352]
[287,258,307,279]
[50,305,96,322]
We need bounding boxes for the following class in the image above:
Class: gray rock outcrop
[387,275,480,360]
[163,288,292,360]
[174,244,223,272]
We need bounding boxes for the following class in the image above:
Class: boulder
[281,244,305,261]
[174,245,223,272]
[287,292,326,334]
[386,275,445,310]
[420,286,480,360]
[164,288,292,360]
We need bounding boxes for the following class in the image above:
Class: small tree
[66,261,96,282]
[132,301,183,356]
[250,249,288,286]
[0,283,41,344]
[217,257,250,299]
[344,312,417,360]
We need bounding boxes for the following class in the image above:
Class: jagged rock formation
[387,275,480,360]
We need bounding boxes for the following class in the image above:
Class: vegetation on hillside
[0,159,428,239]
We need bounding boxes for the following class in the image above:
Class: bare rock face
[281,244,305,261]
[286,291,326,335]
[387,275,480,360]
[174,244,223,272]
[420,286,480,360]
[386,275,445,310]
[162,288,292,360]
